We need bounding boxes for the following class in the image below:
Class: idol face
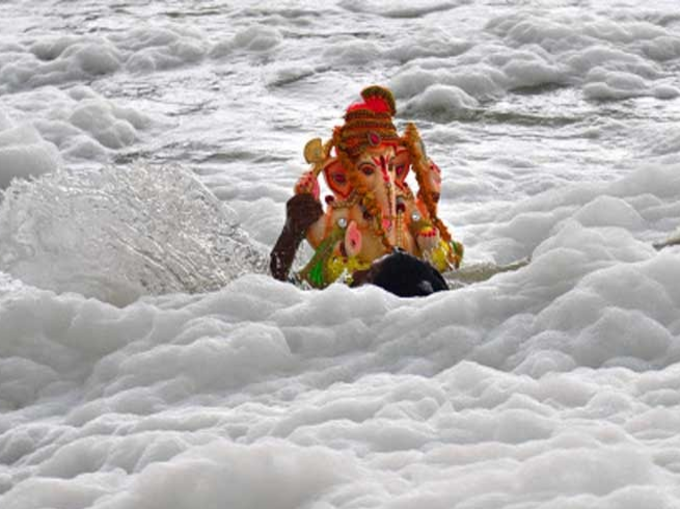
[353,144,397,233]
[323,144,401,238]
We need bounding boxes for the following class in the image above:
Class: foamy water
[1,1,680,508]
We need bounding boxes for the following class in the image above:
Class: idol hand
[294,170,320,200]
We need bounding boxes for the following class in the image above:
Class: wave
[0,164,268,305]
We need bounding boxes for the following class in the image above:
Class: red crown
[338,86,399,158]
[346,85,397,116]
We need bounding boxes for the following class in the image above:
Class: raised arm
[269,170,325,281]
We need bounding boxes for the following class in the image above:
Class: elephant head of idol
[322,86,409,248]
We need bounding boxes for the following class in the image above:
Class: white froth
[2,1,680,508]
[339,0,456,18]
[572,195,645,230]
[582,68,679,100]
[402,84,479,119]
[323,40,384,66]
[122,26,208,73]
[501,54,565,90]
[211,26,283,58]
[0,35,122,93]
[391,65,505,102]
[70,101,137,149]
[0,24,211,94]
[388,10,680,118]
[1,86,152,165]
[0,122,59,188]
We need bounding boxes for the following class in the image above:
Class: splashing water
[0,165,268,305]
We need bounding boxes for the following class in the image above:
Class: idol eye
[360,164,375,176]
[395,164,405,176]
[333,173,347,184]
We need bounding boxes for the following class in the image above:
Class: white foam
[384,32,470,63]
[639,34,680,61]
[2,228,680,505]
[0,109,13,130]
[322,40,384,66]
[572,195,645,230]
[583,68,661,100]
[122,27,208,73]
[501,53,565,89]
[211,26,282,58]
[402,84,479,120]
[2,86,152,164]
[0,36,123,93]
[414,11,680,104]
[69,100,138,149]
[2,2,680,508]
[98,441,353,509]
[652,83,680,99]
[391,65,505,102]
[1,25,210,93]
[0,123,60,188]
[339,0,456,18]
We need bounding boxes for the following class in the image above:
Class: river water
[1,1,680,508]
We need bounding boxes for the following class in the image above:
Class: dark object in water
[351,249,448,297]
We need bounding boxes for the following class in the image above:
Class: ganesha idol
[270,85,463,294]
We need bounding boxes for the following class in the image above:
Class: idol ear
[392,147,411,186]
[323,158,353,199]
